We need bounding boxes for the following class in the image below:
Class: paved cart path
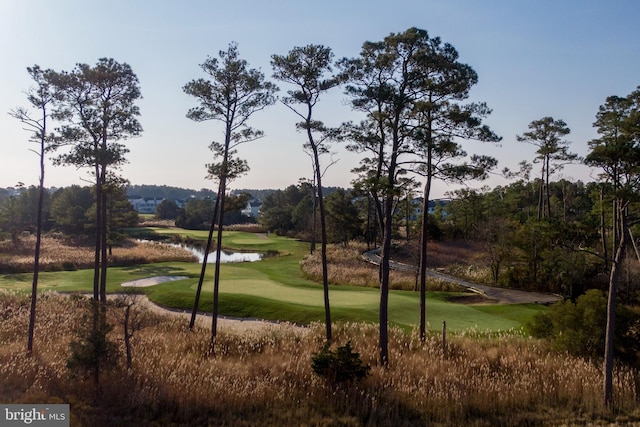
[361,249,562,305]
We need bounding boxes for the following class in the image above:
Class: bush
[526,289,640,363]
[311,341,370,384]
[67,302,119,383]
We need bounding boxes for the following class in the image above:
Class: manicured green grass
[0,230,545,332]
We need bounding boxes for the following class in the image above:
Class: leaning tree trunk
[310,140,332,342]
[27,125,47,356]
[189,189,221,330]
[603,205,627,409]
[209,131,232,355]
[209,181,226,354]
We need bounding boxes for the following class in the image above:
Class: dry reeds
[301,243,470,291]
[2,291,639,425]
[0,235,197,273]
[224,223,266,233]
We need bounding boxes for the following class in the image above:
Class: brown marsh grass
[300,242,416,290]
[301,242,472,291]
[2,291,640,426]
[0,235,197,273]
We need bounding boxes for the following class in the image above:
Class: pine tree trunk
[316,168,332,342]
[99,185,108,304]
[418,175,433,342]
[603,206,627,408]
[27,129,46,356]
[93,168,102,302]
[601,187,609,272]
[210,177,226,355]
[190,190,221,330]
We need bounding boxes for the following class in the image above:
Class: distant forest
[125,184,341,202]
[126,184,218,201]
[0,184,342,205]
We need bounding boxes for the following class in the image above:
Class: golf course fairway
[0,230,546,333]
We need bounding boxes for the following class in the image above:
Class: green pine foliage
[526,289,640,362]
[311,341,371,384]
[67,302,119,383]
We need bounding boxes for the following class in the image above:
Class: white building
[128,197,164,214]
[241,198,263,218]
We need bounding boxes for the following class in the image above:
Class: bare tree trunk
[93,163,102,302]
[310,181,317,254]
[537,168,544,221]
[209,131,232,355]
[316,179,331,342]
[210,180,226,355]
[604,201,629,408]
[99,183,108,304]
[418,175,433,342]
[603,210,627,409]
[308,125,331,341]
[189,189,221,330]
[379,210,392,367]
[379,136,399,367]
[545,156,552,219]
[27,120,47,356]
[601,187,609,272]
[405,195,411,241]
[365,195,372,250]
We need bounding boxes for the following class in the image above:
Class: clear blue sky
[2,0,639,198]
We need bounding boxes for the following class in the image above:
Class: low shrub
[311,341,370,384]
[526,289,640,363]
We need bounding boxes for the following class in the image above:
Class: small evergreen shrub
[67,303,119,382]
[311,341,370,384]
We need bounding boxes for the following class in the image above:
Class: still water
[173,243,263,263]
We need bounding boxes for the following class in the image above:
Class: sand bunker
[121,276,188,287]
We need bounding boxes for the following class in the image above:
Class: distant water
[170,243,263,263]
[137,239,264,263]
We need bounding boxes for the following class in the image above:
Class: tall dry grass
[2,291,639,425]
[0,235,197,273]
[300,242,416,290]
[301,242,468,291]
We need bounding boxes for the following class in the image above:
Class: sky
[1,0,639,198]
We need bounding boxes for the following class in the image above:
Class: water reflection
[202,250,262,263]
[174,243,263,264]
[137,239,264,263]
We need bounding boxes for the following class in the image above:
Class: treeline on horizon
[0,184,346,205]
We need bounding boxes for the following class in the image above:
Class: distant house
[241,198,262,218]
[128,196,164,214]
[407,198,450,221]
[427,199,450,218]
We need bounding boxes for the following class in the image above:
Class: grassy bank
[1,292,638,426]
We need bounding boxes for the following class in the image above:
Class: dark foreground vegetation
[2,292,640,426]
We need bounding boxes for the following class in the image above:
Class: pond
[171,242,263,264]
